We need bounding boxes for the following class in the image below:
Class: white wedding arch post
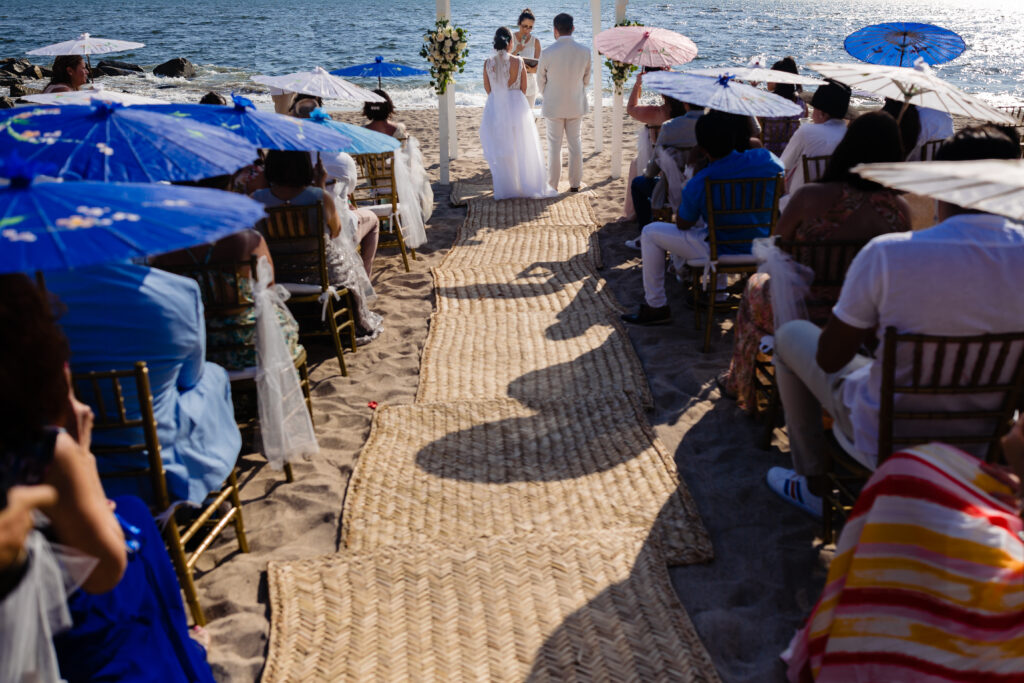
[436,0,458,185]
[590,0,603,155]
[610,0,627,179]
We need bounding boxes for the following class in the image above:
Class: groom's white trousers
[545,117,582,190]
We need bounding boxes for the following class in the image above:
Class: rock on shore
[153,58,196,79]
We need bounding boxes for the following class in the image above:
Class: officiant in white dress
[479,27,555,201]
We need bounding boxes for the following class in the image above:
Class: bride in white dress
[479,27,555,200]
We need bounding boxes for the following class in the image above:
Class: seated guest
[621,70,687,222]
[880,98,921,160]
[46,264,242,506]
[363,89,407,142]
[152,230,304,370]
[627,96,702,240]
[41,55,88,93]
[759,57,807,155]
[198,91,227,105]
[720,112,912,410]
[0,274,214,683]
[289,99,380,277]
[782,414,1024,681]
[252,150,383,343]
[767,125,1024,517]
[621,110,784,325]
[779,79,850,193]
[909,105,955,160]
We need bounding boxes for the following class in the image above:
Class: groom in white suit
[538,13,591,192]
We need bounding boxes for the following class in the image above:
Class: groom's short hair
[553,13,574,33]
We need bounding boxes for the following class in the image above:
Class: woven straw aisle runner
[264,193,719,682]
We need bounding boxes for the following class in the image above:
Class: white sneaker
[766,467,823,519]
[624,238,641,251]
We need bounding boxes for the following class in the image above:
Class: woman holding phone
[511,9,541,107]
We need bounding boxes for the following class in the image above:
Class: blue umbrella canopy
[845,22,966,67]
[133,95,358,152]
[0,102,257,183]
[643,72,804,118]
[0,156,266,274]
[330,56,428,88]
[305,108,401,154]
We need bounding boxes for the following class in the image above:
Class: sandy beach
[197,106,828,683]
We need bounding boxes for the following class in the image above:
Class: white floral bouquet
[420,19,469,96]
[604,19,643,94]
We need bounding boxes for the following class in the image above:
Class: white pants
[640,221,726,308]
[545,116,582,190]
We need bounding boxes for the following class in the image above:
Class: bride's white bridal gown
[479,52,555,200]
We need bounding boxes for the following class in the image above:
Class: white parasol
[684,66,825,87]
[808,59,1015,124]
[27,33,144,57]
[252,67,385,103]
[853,159,1024,221]
[21,85,165,106]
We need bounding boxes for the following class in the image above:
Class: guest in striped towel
[782,415,1024,681]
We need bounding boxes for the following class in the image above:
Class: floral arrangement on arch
[604,19,643,94]
[420,19,469,96]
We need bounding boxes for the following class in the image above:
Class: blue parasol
[133,95,358,152]
[0,102,257,183]
[330,56,428,89]
[0,155,266,274]
[305,108,401,154]
[643,72,804,118]
[845,22,966,67]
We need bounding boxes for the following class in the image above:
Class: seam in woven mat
[341,394,713,565]
[431,262,624,315]
[264,530,721,683]
[415,310,653,408]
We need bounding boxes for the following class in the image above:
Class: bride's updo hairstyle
[494,27,513,52]
[518,8,535,26]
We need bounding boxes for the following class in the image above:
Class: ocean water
[2,0,1022,110]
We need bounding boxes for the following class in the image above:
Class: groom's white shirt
[538,35,591,119]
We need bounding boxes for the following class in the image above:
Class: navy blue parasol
[330,56,428,89]
[844,22,966,67]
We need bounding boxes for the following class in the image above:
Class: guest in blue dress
[47,263,241,505]
[0,273,214,682]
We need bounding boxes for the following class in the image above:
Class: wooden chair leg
[298,359,313,425]
[344,291,357,353]
[283,462,295,483]
[758,382,780,450]
[392,217,411,272]
[325,299,349,377]
[163,519,205,626]
[702,287,715,353]
[226,469,249,554]
[690,271,702,331]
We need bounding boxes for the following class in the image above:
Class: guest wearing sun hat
[779,79,851,194]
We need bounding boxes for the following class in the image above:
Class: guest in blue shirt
[48,263,241,505]
[622,110,784,326]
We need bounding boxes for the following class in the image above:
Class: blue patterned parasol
[0,102,257,182]
[304,108,401,154]
[134,95,358,152]
[0,155,266,274]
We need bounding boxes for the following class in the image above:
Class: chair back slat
[801,154,830,184]
[159,258,260,364]
[920,138,946,161]
[352,152,398,208]
[261,203,330,291]
[877,327,1024,463]
[704,175,783,260]
[72,362,172,510]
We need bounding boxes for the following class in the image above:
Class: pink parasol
[595,26,697,68]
